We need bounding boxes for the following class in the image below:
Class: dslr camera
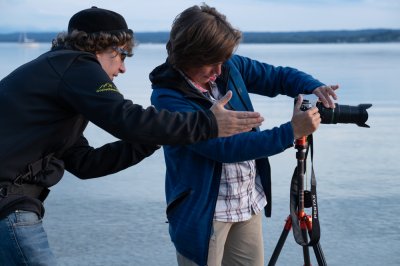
[298,98,372,128]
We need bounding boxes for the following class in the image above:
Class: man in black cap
[0,7,263,265]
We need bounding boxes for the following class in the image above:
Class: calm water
[1,42,400,265]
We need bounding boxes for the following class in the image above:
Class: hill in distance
[0,29,399,44]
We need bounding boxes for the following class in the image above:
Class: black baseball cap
[68,6,133,34]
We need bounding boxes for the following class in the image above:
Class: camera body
[300,99,313,112]
[298,98,371,128]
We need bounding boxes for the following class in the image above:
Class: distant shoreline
[1,29,399,44]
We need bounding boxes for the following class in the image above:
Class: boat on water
[18,33,39,47]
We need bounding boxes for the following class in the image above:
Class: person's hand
[291,94,321,139]
[210,91,264,137]
[313,84,339,108]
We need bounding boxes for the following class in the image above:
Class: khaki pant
[177,213,264,266]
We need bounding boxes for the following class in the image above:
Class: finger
[294,94,303,111]
[324,94,335,108]
[325,86,338,107]
[236,127,255,134]
[312,108,321,118]
[331,84,339,91]
[232,110,262,119]
[309,107,319,115]
[321,85,339,106]
[329,85,339,100]
[245,121,263,128]
[236,122,263,134]
[215,90,232,107]
[315,89,330,108]
[236,116,264,126]
[323,85,339,100]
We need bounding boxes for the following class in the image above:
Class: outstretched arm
[61,55,261,146]
[152,89,292,163]
[62,135,160,179]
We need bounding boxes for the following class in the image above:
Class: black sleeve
[61,135,160,179]
[58,54,218,145]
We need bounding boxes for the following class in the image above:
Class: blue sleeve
[151,89,294,163]
[187,123,294,163]
[229,55,325,97]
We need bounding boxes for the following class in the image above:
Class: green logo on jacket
[96,83,120,94]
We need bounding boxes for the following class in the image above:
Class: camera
[298,98,372,128]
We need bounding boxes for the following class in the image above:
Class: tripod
[268,135,327,266]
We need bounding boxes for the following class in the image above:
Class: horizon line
[0,28,400,34]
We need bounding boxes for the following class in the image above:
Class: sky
[0,0,399,33]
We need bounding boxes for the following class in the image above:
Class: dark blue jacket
[150,54,324,265]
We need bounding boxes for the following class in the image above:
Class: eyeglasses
[112,46,131,62]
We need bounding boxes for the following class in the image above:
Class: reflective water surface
[2,42,399,265]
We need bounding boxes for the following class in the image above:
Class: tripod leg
[268,216,292,266]
[302,246,311,266]
[305,215,327,266]
[301,222,311,266]
[313,242,327,266]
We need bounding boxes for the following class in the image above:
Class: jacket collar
[150,60,231,109]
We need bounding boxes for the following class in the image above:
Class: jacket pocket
[166,189,191,217]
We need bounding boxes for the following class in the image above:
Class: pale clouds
[0,0,399,33]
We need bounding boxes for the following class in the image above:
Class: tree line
[1,29,399,44]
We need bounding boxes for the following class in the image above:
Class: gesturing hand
[210,91,264,137]
[313,85,339,108]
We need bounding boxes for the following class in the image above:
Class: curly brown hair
[166,4,242,70]
[51,30,135,56]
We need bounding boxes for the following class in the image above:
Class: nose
[119,62,126,74]
[213,64,222,76]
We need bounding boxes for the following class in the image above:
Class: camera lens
[316,102,372,128]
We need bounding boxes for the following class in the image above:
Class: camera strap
[289,134,321,246]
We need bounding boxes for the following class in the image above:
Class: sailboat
[18,33,39,47]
